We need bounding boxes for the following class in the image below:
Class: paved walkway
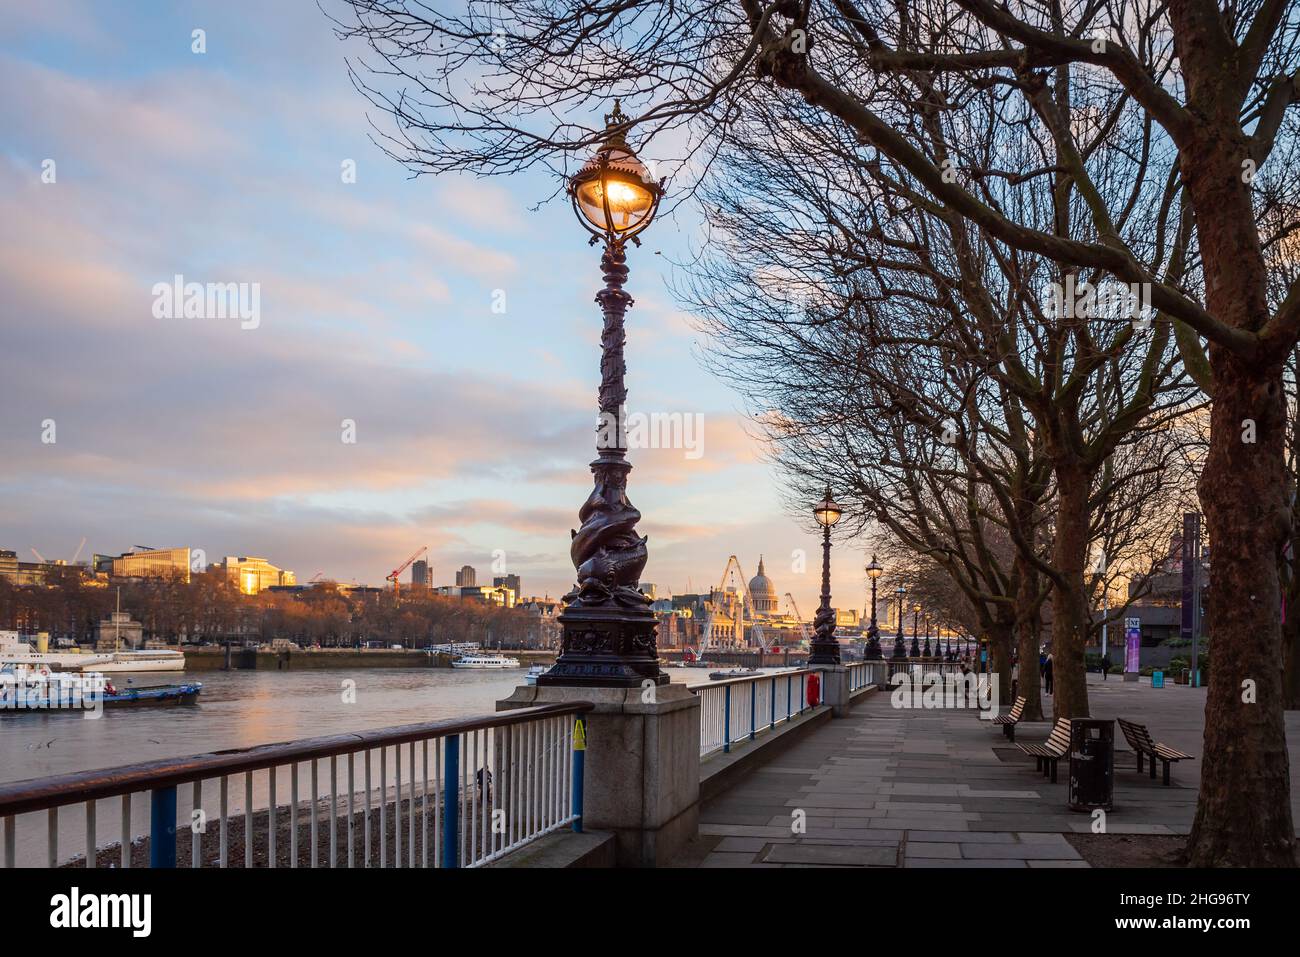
[673,674,1300,867]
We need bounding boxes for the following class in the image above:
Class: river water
[0,667,713,784]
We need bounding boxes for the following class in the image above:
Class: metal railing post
[770,676,776,730]
[443,735,460,869]
[571,717,586,833]
[749,681,757,741]
[786,674,792,722]
[149,786,177,869]
[800,673,806,715]
[723,685,732,753]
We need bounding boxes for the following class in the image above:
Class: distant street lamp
[922,613,932,658]
[808,487,844,665]
[864,555,883,660]
[539,101,667,688]
[911,603,922,658]
[892,585,908,659]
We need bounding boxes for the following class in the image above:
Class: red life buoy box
[807,671,820,707]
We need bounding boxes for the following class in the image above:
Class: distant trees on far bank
[0,570,543,649]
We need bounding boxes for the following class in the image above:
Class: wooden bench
[1117,717,1194,786]
[990,696,1026,740]
[1016,717,1073,783]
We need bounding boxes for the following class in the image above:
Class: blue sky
[0,1,872,613]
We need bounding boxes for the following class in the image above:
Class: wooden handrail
[0,701,592,817]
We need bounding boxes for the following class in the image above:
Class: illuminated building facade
[214,556,296,595]
[111,547,193,583]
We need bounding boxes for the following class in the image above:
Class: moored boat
[524,664,548,685]
[709,668,761,681]
[451,653,521,670]
[96,649,186,673]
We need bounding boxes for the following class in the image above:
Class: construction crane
[705,555,771,651]
[785,592,813,647]
[386,546,428,600]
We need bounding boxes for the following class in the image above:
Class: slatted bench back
[1117,717,1154,753]
[1046,718,1073,753]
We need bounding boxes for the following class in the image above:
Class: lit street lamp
[893,585,908,659]
[539,102,668,688]
[911,603,922,658]
[864,555,883,660]
[922,613,932,658]
[808,487,844,665]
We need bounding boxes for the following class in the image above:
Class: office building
[110,547,193,583]
[412,559,431,588]
[456,565,477,587]
[213,556,296,595]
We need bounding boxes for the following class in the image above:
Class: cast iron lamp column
[910,603,922,658]
[922,614,932,658]
[807,487,844,665]
[864,555,883,659]
[892,585,908,659]
[539,102,668,688]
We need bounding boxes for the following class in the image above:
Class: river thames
[0,666,719,784]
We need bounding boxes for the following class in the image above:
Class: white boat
[0,632,113,673]
[524,665,548,685]
[451,653,521,670]
[96,650,186,673]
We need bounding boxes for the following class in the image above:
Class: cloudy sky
[0,1,872,614]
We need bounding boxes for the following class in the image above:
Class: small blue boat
[102,681,202,708]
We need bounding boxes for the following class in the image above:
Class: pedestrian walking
[1044,653,1054,695]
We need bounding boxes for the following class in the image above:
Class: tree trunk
[1048,465,1091,718]
[1170,39,1296,857]
[988,623,1014,707]
[1187,355,1296,865]
[1015,557,1045,721]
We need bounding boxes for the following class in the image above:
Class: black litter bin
[1068,718,1114,812]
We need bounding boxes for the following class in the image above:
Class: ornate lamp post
[808,487,844,665]
[539,102,668,688]
[910,603,922,658]
[922,613,932,658]
[892,585,908,659]
[864,555,883,660]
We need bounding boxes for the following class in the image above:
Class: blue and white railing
[0,701,590,869]
[691,669,817,757]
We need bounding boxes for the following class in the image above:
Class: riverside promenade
[672,674,1300,868]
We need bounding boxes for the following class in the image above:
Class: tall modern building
[493,574,521,597]
[412,559,431,588]
[456,565,477,587]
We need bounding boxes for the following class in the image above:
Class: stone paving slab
[762,842,899,867]
[674,673,1300,867]
[904,842,962,859]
